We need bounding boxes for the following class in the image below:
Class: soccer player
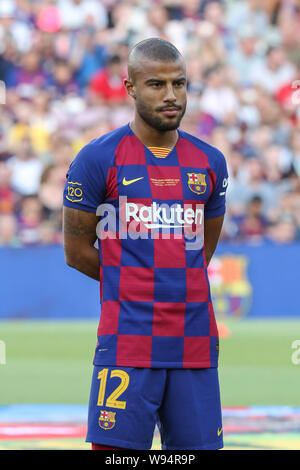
[63,38,228,450]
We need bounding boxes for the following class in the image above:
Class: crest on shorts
[99,410,116,430]
[187,173,207,195]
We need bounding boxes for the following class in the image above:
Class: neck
[130,114,179,149]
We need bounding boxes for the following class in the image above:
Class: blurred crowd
[0,0,300,247]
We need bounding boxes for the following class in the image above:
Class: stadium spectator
[0,213,19,246]
[38,164,65,216]
[225,0,270,36]
[291,127,300,177]
[267,216,298,244]
[251,45,297,94]
[191,20,227,70]
[237,195,269,242]
[182,0,202,21]
[0,0,32,53]
[12,49,48,89]
[88,54,128,104]
[134,4,187,53]
[57,0,108,31]
[6,137,43,196]
[227,26,265,86]
[202,0,227,38]
[0,40,19,86]
[16,194,43,245]
[0,161,14,214]
[200,63,239,124]
[46,58,79,97]
[70,29,108,90]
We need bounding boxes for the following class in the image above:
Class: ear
[124,78,136,99]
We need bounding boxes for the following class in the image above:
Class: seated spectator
[0,161,14,214]
[16,194,42,245]
[182,0,202,22]
[13,49,49,90]
[0,213,19,246]
[38,164,65,215]
[88,54,128,105]
[0,0,32,53]
[290,128,300,178]
[57,0,108,31]
[38,219,62,245]
[237,195,269,242]
[46,58,79,97]
[225,0,270,37]
[275,74,300,126]
[227,156,276,216]
[6,137,43,196]
[228,26,264,86]
[29,90,56,155]
[6,96,50,156]
[266,216,297,244]
[202,1,228,38]
[200,63,239,125]
[250,45,297,95]
[0,38,18,86]
[189,21,226,70]
[262,143,294,183]
[134,4,186,53]
[71,30,108,90]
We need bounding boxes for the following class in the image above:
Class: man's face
[126,58,187,131]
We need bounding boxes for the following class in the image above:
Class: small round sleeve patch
[66,181,83,202]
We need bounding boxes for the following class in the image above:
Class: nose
[163,83,176,103]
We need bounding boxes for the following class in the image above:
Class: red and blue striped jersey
[63,123,228,368]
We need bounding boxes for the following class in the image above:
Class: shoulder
[178,129,227,170]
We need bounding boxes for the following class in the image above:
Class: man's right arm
[62,141,108,281]
[63,206,100,281]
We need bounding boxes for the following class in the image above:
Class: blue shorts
[86,366,223,450]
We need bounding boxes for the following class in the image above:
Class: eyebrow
[145,77,186,85]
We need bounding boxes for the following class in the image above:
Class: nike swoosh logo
[123,176,144,186]
[217,427,223,436]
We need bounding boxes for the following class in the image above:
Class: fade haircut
[128,38,183,82]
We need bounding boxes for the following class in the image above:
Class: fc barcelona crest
[99,410,116,430]
[187,173,207,195]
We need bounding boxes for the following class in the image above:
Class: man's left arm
[204,149,228,266]
[204,215,224,267]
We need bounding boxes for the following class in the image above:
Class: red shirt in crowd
[89,69,128,103]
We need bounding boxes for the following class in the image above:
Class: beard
[136,98,186,132]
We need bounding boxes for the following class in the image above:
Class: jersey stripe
[148,147,172,158]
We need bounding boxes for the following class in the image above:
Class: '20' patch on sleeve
[66,181,83,202]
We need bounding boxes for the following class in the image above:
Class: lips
[160,108,180,117]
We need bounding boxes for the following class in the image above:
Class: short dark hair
[128,38,183,82]
[250,195,263,204]
[107,54,122,65]
[129,38,181,63]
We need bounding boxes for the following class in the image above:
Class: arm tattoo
[63,207,100,280]
[63,207,98,238]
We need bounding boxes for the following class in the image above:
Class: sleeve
[63,143,107,213]
[204,149,229,219]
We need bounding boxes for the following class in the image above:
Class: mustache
[155,104,183,111]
